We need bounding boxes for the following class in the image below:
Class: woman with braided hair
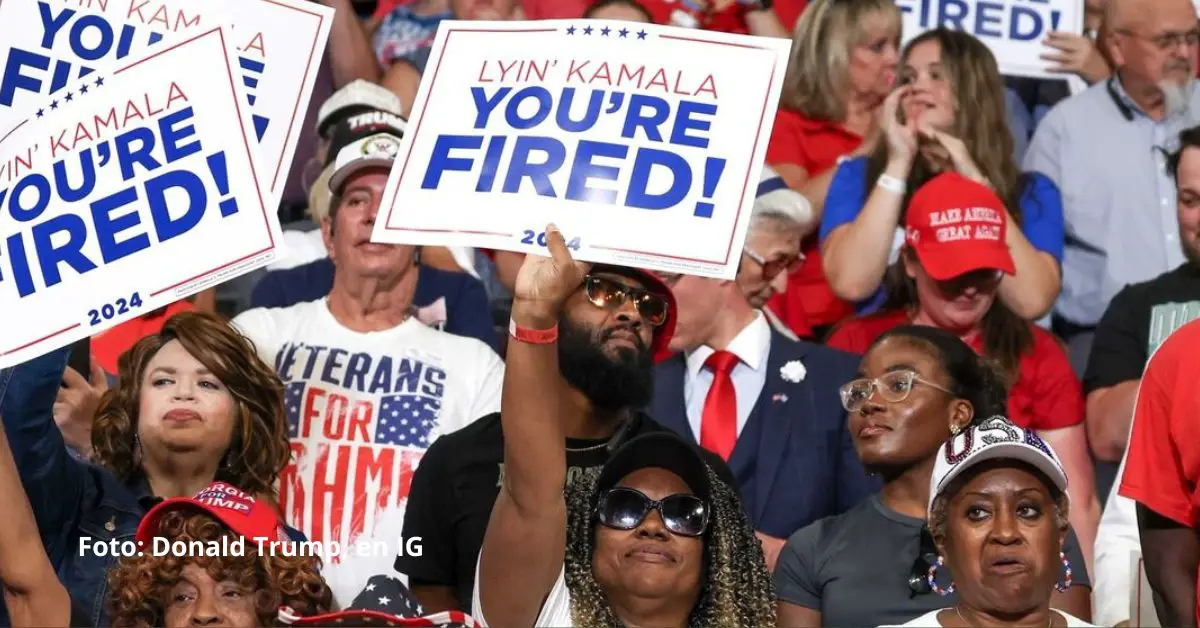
[471,225,776,628]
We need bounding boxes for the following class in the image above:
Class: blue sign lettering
[422,86,727,219]
[1,2,271,140]
[897,0,1062,44]
[0,105,241,298]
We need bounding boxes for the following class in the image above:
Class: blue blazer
[648,331,880,539]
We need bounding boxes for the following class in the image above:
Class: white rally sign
[895,0,1083,80]
[371,20,790,280]
[0,28,282,368]
[0,0,333,208]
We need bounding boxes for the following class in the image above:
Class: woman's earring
[949,423,961,436]
[927,555,956,596]
[1056,551,1073,592]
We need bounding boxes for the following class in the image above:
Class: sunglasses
[743,248,803,281]
[839,370,954,413]
[595,487,709,537]
[584,276,670,327]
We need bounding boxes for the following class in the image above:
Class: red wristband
[509,319,558,344]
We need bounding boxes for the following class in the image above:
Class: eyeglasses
[839,370,954,413]
[1116,28,1200,50]
[595,487,710,537]
[584,276,670,327]
[743,248,804,281]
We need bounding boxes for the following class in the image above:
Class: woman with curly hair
[109,481,331,627]
[820,28,1064,321]
[471,226,775,628]
[0,312,298,627]
[881,417,1096,627]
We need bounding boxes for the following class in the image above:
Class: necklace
[565,442,609,453]
[953,607,1054,628]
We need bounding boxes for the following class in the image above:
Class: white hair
[750,165,815,232]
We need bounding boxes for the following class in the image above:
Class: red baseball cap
[136,482,288,547]
[904,173,1016,281]
[590,264,677,363]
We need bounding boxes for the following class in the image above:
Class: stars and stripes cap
[929,416,1069,519]
[136,481,288,547]
[278,575,480,627]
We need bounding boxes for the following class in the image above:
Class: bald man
[1024,0,1200,371]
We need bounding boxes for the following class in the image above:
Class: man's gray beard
[1160,77,1195,121]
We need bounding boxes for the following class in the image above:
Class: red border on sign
[379,27,780,268]
[258,0,329,192]
[1,28,276,358]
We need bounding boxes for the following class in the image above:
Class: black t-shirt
[1083,263,1200,395]
[396,411,736,611]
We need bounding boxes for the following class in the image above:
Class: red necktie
[700,350,739,460]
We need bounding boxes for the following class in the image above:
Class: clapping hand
[882,87,919,166]
[917,122,989,186]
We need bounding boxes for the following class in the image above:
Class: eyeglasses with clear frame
[839,370,954,413]
[1115,27,1200,50]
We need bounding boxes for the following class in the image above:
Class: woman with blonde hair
[819,28,1064,321]
[763,0,901,339]
[0,312,300,627]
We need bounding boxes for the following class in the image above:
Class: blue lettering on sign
[423,86,727,218]
[0,2,272,142]
[896,0,1062,43]
[0,107,243,298]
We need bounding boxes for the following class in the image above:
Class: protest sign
[895,0,1083,79]
[0,27,282,368]
[371,20,790,280]
[0,0,332,208]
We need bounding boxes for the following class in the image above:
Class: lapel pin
[773,393,789,404]
[780,360,806,383]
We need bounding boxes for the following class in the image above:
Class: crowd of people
[2,0,1200,625]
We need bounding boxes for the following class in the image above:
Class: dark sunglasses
[595,487,709,537]
[584,276,670,327]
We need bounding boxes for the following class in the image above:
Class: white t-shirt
[233,299,504,605]
[471,556,573,627]
[880,608,1097,627]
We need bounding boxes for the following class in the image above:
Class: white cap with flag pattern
[928,416,1069,518]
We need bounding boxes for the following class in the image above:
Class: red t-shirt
[764,108,862,336]
[636,1,807,34]
[92,300,196,374]
[826,311,1084,432]
[522,0,590,19]
[1119,318,1200,625]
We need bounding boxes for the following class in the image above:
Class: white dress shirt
[1094,430,1156,626]
[684,312,772,442]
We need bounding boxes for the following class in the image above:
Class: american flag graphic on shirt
[375,395,441,447]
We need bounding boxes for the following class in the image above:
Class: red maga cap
[904,172,1016,281]
[136,481,288,547]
